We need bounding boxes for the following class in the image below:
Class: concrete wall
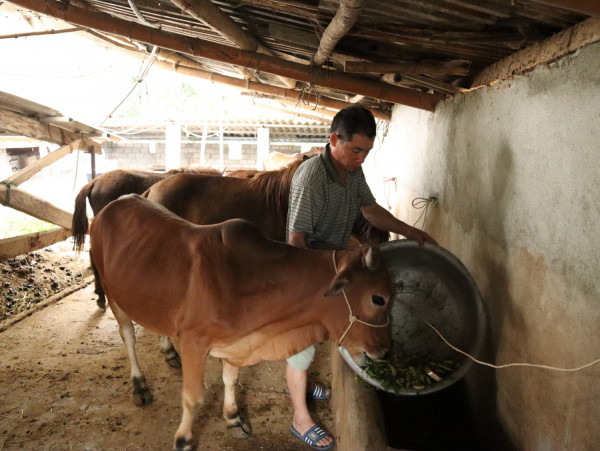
[365,42,600,450]
[101,141,301,170]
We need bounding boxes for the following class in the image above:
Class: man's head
[329,106,376,172]
[330,105,376,143]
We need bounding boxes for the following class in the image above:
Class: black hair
[330,105,376,142]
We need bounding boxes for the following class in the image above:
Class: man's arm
[288,231,308,248]
[360,202,437,246]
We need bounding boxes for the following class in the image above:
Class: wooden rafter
[8,0,442,111]
[472,16,600,87]
[169,0,297,88]
[344,59,472,76]
[528,0,600,16]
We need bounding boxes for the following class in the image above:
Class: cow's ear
[363,247,379,271]
[324,276,349,296]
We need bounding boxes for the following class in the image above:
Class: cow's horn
[365,247,379,270]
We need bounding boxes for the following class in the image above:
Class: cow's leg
[222,361,252,439]
[110,301,153,406]
[159,335,181,368]
[173,335,208,451]
[89,251,106,311]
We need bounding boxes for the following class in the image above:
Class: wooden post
[90,145,96,179]
[256,127,270,171]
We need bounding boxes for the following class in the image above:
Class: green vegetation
[0,206,54,239]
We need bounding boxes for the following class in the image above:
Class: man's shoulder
[293,155,326,184]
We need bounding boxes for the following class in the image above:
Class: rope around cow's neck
[332,250,389,347]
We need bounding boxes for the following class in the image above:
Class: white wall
[368,42,600,450]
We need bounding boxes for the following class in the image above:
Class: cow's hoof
[132,387,154,406]
[96,298,106,311]
[226,418,252,439]
[132,377,153,406]
[173,436,193,451]
[165,352,182,369]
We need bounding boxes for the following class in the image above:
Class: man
[286,105,436,450]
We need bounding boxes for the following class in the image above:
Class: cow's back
[90,194,290,338]
[145,174,286,241]
[90,195,210,336]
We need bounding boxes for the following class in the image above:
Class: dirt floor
[0,241,334,451]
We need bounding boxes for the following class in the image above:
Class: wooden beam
[154,59,391,120]
[0,184,73,230]
[8,0,442,112]
[312,0,366,66]
[5,139,99,186]
[472,16,600,87]
[528,0,600,16]
[0,227,71,261]
[0,106,79,144]
[344,60,471,76]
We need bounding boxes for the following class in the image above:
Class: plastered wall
[364,42,600,450]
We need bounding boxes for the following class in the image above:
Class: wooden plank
[0,106,78,144]
[0,184,73,230]
[0,227,72,261]
[5,139,83,186]
[472,16,600,87]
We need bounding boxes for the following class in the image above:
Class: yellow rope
[425,321,600,372]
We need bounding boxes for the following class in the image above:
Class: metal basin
[340,240,486,396]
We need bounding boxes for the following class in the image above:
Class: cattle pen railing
[0,138,100,260]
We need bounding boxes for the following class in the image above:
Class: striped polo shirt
[287,144,376,249]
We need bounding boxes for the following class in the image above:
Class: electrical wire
[99,46,159,125]
[426,321,600,372]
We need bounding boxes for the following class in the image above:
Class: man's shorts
[286,345,315,370]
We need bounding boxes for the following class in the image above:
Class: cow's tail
[89,250,107,311]
[72,180,95,253]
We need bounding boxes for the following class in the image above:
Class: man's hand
[406,227,437,248]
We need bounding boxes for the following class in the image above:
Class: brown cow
[263,146,323,170]
[90,194,393,451]
[72,167,221,309]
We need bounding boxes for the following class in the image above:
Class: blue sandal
[285,384,332,400]
[291,424,335,450]
[308,384,331,400]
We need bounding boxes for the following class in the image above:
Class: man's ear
[329,132,338,148]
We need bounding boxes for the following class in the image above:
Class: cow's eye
[372,295,385,306]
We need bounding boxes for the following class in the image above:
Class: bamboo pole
[312,0,366,66]
[169,0,297,89]
[0,27,82,40]
[8,0,442,111]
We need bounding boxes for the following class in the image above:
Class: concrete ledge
[330,342,390,451]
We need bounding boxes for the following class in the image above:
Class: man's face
[330,132,375,172]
